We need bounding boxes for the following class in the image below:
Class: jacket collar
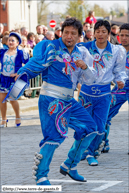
[91,39,112,54]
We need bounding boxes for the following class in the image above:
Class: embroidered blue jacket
[0,47,29,73]
[77,40,127,85]
[17,38,96,89]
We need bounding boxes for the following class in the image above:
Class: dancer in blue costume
[0,32,29,127]
[77,20,127,166]
[15,18,98,185]
[103,23,129,154]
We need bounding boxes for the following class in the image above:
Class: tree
[37,0,54,24]
[110,3,126,18]
[92,4,109,18]
[65,0,89,23]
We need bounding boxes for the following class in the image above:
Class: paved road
[1,94,128,193]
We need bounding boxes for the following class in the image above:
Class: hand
[10,73,17,78]
[74,60,88,70]
[14,74,20,81]
[116,81,124,89]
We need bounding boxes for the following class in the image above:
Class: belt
[81,84,111,97]
[40,81,74,100]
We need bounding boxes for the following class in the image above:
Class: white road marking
[50,179,123,192]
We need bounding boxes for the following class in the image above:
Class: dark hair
[10,34,20,42]
[120,23,129,32]
[94,20,111,34]
[2,35,9,45]
[27,32,35,40]
[88,11,94,17]
[61,17,83,36]
[36,25,42,29]
[83,22,90,26]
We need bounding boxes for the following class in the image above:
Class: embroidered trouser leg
[36,95,97,182]
[79,93,111,158]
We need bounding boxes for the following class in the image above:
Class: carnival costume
[17,38,98,185]
[0,46,29,93]
[77,40,127,166]
[103,50,129,153]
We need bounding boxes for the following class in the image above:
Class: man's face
[119,29,129,48]
[43,27,48,35]
[62,26,80,49]
[37,26,43,34]
[83,23,90,32]
[22,29,28,37]
[94,25,109,44]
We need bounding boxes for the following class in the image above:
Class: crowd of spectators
[0,22,63,58]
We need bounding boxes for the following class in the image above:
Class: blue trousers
[79,93,111,156]
[38,95,97,147]
[33,95,97,183]
[79,93,112,133]
[107,82,129,125]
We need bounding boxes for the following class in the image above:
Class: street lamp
[1,0,7,10]
[26,0,32,31]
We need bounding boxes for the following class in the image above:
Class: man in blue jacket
[15,17,98,185]
[77,20,127,166]
[103,23,129,154]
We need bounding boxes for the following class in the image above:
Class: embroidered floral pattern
[110,94,116,108]
[54,48,81,76]
[79,95,92,109]
[48,99,72,137]
[89,48,113,76]
[48,99,65,115]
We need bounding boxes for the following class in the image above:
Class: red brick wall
[0,0,8,32]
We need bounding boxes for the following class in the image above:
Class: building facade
[0,0,37,33]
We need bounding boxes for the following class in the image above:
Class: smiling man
[77,20,127,166]
[14,17,98,185]
[104,23,129,154]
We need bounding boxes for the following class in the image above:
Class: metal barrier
[25,74,43,97]
[28,74,43,90]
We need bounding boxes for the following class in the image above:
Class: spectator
[27,32,36,49]
[54,26,62,39]
[83,22,90,33]
[85,11,97,27]
[20,27,29,37]
[14,29,20,34]
[36,25,44,39]
[0,23,4,41]
[43,31,54,40]
[2,35,9,49]
[0,32,29,127]
[43,26,48,36]
[35,34,43,44]
[3,31,10,36]
[19,36,33,58]
[110,24,120,45]
[84,28,94,43]
[82,22,91,38]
